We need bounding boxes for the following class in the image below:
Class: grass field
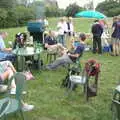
[0,18,120,120]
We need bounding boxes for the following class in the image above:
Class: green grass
[0,18,120,120]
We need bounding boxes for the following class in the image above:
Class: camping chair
[46,52,57,63]
[61,52,83,89]
[84,60,100,101]
[111,85,120,120]
[0,72,26,120]
[65,59,100,101]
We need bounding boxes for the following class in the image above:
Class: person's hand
[7,48,12,52]
[67,53,71,56]
[4,48,12,52]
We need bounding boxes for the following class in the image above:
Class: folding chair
[0,72,26,120]
[65,59,100,101]
[111,85,120,120]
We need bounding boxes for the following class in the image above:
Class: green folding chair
[111,85,120,120]
[68,52,83,74]
[0,72,26,120]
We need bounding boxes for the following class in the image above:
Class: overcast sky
[56,0,105,9]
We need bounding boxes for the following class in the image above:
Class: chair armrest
[0,98,10,117]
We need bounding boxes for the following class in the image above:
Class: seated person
[13,32,27,49]
[45,33,86,70]
[70,35,81,50]
[0,60,34,111]
[44,30,68,56]
[0,32,15,62]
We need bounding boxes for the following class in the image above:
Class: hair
[113,16,118,21]
[94,20,99,23]
[79,33,86,41]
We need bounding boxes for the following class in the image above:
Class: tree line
[0,0,120,28]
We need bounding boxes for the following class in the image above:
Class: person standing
[111,16,120,56]
[43,17,49,30]
[66,17,74,50]
[91,20,103,54]
[57,17,65,46]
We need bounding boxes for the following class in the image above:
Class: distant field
[0,18,120,120]
[0,18,94,45]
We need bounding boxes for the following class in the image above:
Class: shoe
[0,85,8,93]
[22,103,34,111]
[10,88,27,95]
[10,88,16,94]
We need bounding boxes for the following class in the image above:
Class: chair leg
[20,110,25,120]
[67,82,75,94]
[47,54,49,62]
[3,115,7,120]
[54,54,56,61]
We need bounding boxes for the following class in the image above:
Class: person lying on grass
[45,33,86,70]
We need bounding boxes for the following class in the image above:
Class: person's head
[68,17,73,23]
[60,17,64,23]
[49,30,55,37]
[63,16,67,22]
[15,32,27,46]
[118,16,120,21]
[94,19,99,23]
[0,32,8,39]
[79,33,86,42]
[113,16,118,22]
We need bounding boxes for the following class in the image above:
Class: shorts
[47,46,58,54]
[112,38,120,44]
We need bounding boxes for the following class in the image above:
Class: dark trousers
[93,36,102,54]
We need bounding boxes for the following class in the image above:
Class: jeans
[93,36,102,54]
[58,35,65,46]
[47,54,73,69]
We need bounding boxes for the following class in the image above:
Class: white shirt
[44,19,49,26]
[66,22,74,34]
[0,35,6,51]
[57,22,65,35]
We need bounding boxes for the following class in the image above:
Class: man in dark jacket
[91,20,103,54]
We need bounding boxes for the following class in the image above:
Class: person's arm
[68,53,80,58]
[57,23,62,30]
[45,43,49,48]
[3,48,12,52]
[0,39,12,52]
[6,61,16,73]
[44,37,49,48]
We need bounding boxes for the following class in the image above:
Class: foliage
[96,1,120,17]
[65,3,84,17]
[0,0,17,9]
[0,0,65,28]
[14,6,35,26]
[0,8,8,28]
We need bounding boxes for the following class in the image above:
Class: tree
[96,1,120,17]
[0,8,8,27]
[14,6,35,26]
[0,0,17,9]
[65,3,84,17]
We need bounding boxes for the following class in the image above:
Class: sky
[56,0,105,9]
